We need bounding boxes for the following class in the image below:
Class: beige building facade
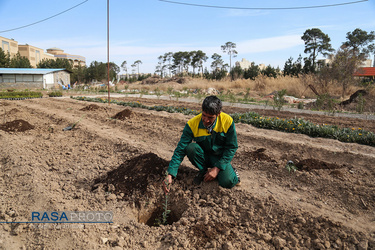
[235,58,266,70]
[47,47,86,68]
[1,36,19,57]
[0,36,86,68]
[18,44,55,68]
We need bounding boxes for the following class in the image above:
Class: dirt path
[0,97,374,249]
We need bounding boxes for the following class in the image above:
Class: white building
[0,68,71,89]
[235,58,266,70]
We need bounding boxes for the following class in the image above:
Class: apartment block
[18,44,55,68]
[0,36,19,57]
[47,47,86,68]
[0,36,86,68]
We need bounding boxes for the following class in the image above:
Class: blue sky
[0,0,374,73]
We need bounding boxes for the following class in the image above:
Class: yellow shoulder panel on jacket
[213,112,233,133]
[187,114,204,137]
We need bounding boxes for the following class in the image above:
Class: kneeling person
[163,95,240,193]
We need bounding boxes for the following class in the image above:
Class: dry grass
[120,75,370,101]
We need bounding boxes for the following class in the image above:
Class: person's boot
[234,168,241,186]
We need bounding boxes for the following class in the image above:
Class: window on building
[2,41,10,53]
[36,50,41,64]
[3,74,15,83]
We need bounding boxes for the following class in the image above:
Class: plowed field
[0,95,374,249]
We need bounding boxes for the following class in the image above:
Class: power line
[0,0,89,33]
[159,0,368,10]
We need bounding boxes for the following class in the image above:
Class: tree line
[1,27,374,95]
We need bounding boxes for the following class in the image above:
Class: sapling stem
[162,171,171,225]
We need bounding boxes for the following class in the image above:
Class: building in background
[235,58,266,70]
[47,47,86,68]
[1,36,19,57]
[0,36,86,68]
[318,55,373,68]
[0,68,71,89]
[18,44,55,68]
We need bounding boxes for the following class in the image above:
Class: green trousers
[185,143,239,188]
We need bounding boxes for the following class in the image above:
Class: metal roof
[0,68,68,75]
[353,67,375,77]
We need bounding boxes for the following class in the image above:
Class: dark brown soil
[0,119,34,132]
[112,108,134,120]
[80,104,101,111]
[94,153,168,196]
[296,158,345,171]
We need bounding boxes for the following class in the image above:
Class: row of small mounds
[80,104,133,121]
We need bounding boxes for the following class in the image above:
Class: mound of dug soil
[0,119,34,132]
[112,108,133,120]
[93,153,168,197]
[80,104,101,111]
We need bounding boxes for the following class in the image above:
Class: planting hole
[137,197,187,227]
[296,158,345,171]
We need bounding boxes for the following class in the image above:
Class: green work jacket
[168,112,238,177]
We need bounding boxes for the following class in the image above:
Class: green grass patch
[0,90,43,99]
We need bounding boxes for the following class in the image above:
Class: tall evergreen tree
[301,28,334,71]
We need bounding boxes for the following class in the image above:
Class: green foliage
[283,55,303,77]
[242,88,252,102]
[230,66,243,80]
[9,52,32,68]
[243,63,260,80]
[220,89,236,104]
[48,91,63,97]
[167,87,174,99]
[221,41,238,70]
[0,49,31,68]
[261,65,279,78]
[301,28,334,69]
[297,102,304,110]
[37,58,73,71]
[343,28,375,57]
[272,89,287,111]
[0,90,43,99]
[314,93,336,115]
[86,61,119,83]
[0,48,10,67]
[154,87,162,99]
[139,89,148,98]
[71,65,87,84]
[231,112,375,147]
[285,161,298,173]
[356,93,366,114]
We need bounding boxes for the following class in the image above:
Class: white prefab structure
[0,68,71,89]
